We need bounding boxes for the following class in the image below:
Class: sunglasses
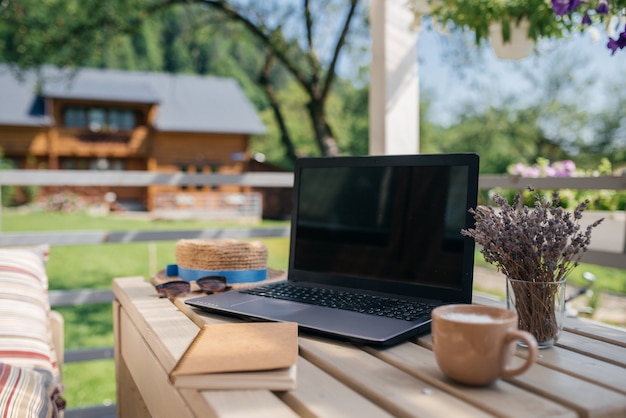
[155,275,229,298]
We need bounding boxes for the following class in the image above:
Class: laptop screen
[289,153,479,302]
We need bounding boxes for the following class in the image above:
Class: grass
[2,209,288,232]
[3,209,624,409]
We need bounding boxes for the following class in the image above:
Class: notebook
[186,153,479,346]
[169,322,298,390]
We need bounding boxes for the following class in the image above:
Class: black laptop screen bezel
[287,153,479,303]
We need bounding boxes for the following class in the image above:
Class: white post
[369,0,420,155]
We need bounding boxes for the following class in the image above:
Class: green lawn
[2,209,288,232]
[3,209,625,409]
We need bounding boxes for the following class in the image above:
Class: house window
[62,106,138,131]
[109,109,135,131]
[60,157,126,171]
[64,107,87,128]
[88,108,106,132]
[195,166,204,190]
[180,165,189,190]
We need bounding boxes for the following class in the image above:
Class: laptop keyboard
[241,282,438,321]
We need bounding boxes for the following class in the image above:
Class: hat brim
[150,267,287,292]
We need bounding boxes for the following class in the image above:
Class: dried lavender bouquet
[462,189,603,344]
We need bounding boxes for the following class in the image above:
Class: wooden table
[113,277,626,418]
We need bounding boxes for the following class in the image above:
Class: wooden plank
[0,231,107,246]
[298,336,494,418]
[564,318,626,348]
[115,357,151,418]
[0,226,290,248]
[556,332,626,368]
[106,226,290,243]
[192,390,298,418]
[65,347,114,363]
[49,310,64,368]
[113,300,151,418]
[511,363,626,418]
[583,249,626,270]
[64,404,116,418]
[0,169,294,187]
[119,307,196,418]
[418,335,626,417]
[479,174,626,191]
[278,357,394,418]
[50,289,115,307]
[532,344,626,395]
[365,342,576,418]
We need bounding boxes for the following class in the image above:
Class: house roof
[0,65,266,135]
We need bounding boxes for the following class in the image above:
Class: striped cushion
[0,248,64,415]
[0,362,55,418]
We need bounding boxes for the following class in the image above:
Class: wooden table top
[113,277,626,418]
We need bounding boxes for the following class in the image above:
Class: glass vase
[506,277,566,349]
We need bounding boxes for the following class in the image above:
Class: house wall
[147,131,251,211]
[0,126,49,163]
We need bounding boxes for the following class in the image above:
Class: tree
[190,1,366,160]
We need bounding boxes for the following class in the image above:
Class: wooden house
[0,65,267,215]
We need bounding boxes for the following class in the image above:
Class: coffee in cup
[431,304,538,386]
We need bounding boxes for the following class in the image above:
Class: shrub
[44,192,85,213]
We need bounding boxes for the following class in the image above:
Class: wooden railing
[3,169,624,267]
[1,169,625,418]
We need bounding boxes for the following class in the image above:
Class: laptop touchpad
[231,299,312,317]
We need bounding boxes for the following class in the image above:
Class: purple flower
[551,160,576,177]
[551,0,583,16]
[582,12,592,25]
[608,25,626,55]
[596,1,609,14]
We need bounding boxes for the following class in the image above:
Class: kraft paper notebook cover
[169,321,298,390]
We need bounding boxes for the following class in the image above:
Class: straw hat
[151,238,286,290]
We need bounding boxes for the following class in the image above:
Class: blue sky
[416,25,626,126]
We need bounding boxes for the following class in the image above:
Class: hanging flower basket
[489,18,535,60]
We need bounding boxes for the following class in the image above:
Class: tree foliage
[419,42,625,173]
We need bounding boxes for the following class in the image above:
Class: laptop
[186,153,479,346]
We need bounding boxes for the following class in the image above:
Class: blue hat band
[165,264,267,284]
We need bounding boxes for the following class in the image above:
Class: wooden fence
[1,169,625,418]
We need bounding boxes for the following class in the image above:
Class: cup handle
[501,330,538,378]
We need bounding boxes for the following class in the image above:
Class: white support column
[369,0,420,155]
